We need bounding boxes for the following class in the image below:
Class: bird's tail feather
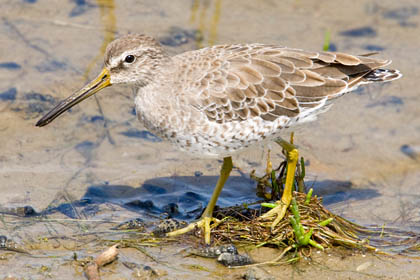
[364,68,402,83]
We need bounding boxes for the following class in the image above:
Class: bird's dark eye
[124,55,135,63]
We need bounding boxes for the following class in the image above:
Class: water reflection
[189,0,222,47]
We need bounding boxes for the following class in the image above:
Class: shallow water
[1,0,420,279]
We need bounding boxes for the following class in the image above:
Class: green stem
[318,217,333,227]
[261,202,277,209]
[305,188,313,205]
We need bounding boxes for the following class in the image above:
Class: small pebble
[0,236,7,248]
[152,218,186,237]
[191,244,238,258]
[113,218,145,230]
[0,236,27,253]
[243,268,276,280]
[217,252,253,267]
[189,244,252,267]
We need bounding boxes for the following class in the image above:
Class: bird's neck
[135,55,173,88]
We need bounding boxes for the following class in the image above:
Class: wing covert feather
[182,44,390,124]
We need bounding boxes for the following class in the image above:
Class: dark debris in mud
[152,218,187,237]
[189,244,238,258]
[113,217,146,231]
[0,235,29,254]
[187,244,252,267]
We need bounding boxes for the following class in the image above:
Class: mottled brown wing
[190,44,390,124]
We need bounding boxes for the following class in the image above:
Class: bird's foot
[266,149,273,176]
[166,216,221,244]
[259,200,290,230]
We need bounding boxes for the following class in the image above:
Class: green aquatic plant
[323,30,331,51]
[304,188,313,205]
[289,198,323,250]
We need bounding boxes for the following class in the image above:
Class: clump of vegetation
[212,191,377,253]
[206,151,419,262]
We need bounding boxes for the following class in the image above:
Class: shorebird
[36,34,402,244]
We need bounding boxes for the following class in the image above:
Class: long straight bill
[36,68,111,127]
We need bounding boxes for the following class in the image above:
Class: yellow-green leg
[167,156,233,244]
[266,149,272,176]
[260,138,299,230]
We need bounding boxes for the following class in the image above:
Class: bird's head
[36,34,166,127]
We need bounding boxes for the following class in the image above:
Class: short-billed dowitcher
[36,34,402,244]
